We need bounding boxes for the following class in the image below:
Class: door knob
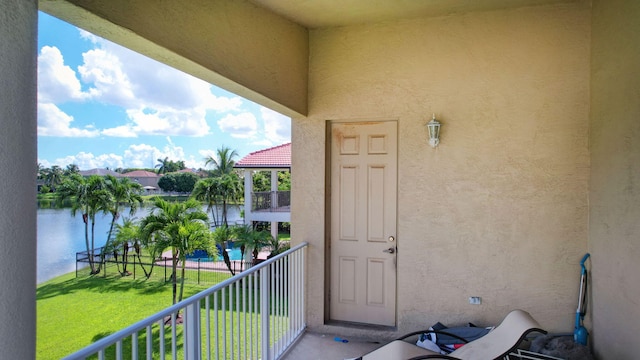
[388,236,395,242]
[383,247,395,254]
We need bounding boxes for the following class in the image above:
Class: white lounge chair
[355,309,547,360]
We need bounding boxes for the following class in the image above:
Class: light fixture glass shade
[427,115,441,148]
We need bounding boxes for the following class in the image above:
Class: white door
[330,121,398,326]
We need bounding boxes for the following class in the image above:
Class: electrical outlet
[469,296,482,305]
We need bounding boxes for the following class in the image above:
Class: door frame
[324,119,399,327]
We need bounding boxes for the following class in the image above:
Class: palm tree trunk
[90,217,98,274]
[83,213,94,273]
[98,208,118,274]
[178,260,186,303]
[221,245,235,276]
[222,200,228,227]
[171,248,178,304]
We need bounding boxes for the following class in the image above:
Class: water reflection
[37,205,242,283]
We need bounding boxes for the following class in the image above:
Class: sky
[37,12,291,171]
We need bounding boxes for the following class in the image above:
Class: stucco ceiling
[250,0,581,28]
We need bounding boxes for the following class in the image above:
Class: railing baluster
[159,319,165,360]
[116,340,122,360]
[222,287,227,359]
[236,278,240,358]
[146,325,152,360]
[205,295,211,360]
[171,312,177,359]
[132,332,138,359]
[242,277,247,360]
[261,267,270,360]
[213,291,219,360]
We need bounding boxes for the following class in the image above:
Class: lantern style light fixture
[427,113,441,148]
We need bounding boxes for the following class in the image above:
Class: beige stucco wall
[0,0,38,357]
[590,0,640,358]
[40,0,309,117]
[293,1,591,334]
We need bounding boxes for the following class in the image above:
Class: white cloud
[217,112,258,139]
[37,103,100,137]
[37,46,88,103]
[72,32,242,137]
[261,107,291,145]
[78,48,135,106]
[121,138,203,169]
[123,143,162,169]
[54,152,124,170]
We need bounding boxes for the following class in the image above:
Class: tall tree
[155,157,170,174]
[140,198,213,304]
[57,174,110,274]
[192,177,222,226]
[64,164,80,176]
[211,225,235,276]
[217,173,243,227]
[111,217,153,277]
[204,146,239,176]
[45,165,64,191]
[100,175,143,272]
[233,224,271,265]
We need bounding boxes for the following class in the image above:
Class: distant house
[235,143,291,239]
[121,170,160,191]
[175,168,208,178]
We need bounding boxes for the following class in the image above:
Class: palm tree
[140,198,213,304]
[217,173,243,227]
[211,225,235,275]
[45,165,64,191]
[112,217,153,277]
[57,174,110,274]
[204,146,239,176]
[233,225,271,265]
[101,175,143,273]
[64,164,80,176]
[191,177,222,226]
[155,157,170,174]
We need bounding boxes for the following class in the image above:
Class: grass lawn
[37,270,227,359]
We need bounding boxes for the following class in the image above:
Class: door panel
[330,121,397,326]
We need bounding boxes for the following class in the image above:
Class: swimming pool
[186,247,244,262]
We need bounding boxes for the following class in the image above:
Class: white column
[0,1,38,358]
[270,170,279,239]
[244,169,252,224]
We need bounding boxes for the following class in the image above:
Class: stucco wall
[0,0,38,358]
[590,0,640,358]
[293,2,591,334]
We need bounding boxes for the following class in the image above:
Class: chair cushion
[362,340,439,359]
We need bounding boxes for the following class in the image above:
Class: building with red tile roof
[121,170,160,190]
[235,143,291,238]
[235,143,290,169]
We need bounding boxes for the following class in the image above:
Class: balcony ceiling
[250,0,581,28]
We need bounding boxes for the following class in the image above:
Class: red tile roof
[235,143,291,169]
[122,170,159,177]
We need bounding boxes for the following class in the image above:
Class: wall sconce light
[427,113,441,148]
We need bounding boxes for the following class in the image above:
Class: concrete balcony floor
[281,331,384,360]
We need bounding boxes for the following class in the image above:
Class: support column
[0,0,38,358]
[244,169,252,224]
[270,170,279,240]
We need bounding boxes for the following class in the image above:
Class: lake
[37,205,243,284]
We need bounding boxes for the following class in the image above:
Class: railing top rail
[62,241,308,360]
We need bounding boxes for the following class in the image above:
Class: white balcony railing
[252,191,291,212]
[62,242,308,360]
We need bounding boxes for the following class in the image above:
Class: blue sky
[37,12,291,171]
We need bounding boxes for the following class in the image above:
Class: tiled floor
[280,331,386,360]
